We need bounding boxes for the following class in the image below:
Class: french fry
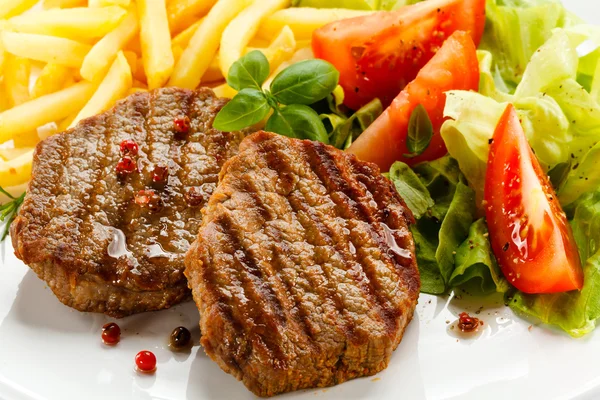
[202,56,223,83]
[0,0,38,19]
[8,6,127,41]
[137,0,174,89]
[89,0,131,7]
[132,56,147,84]
[31,63,72,99]
[37,122,59,140]
[2,31,92,68]
[168,0,251,89]
[167,0,215,35]
[58,113,78,132]
[80,6,138,82]
[260,25,296,74]
[258,8,373,41]
[212,82,237,99]
[0,83,9,112]
[0,149,33,188]
[0,81,95,144]
[171,18,203,49]
[71,51,132,127]
[12,130,39,148]
[123,50,138,75]
[220,0,291,78]
[43,0,87,8]
[4,54,30,107]
[0,147,33,161]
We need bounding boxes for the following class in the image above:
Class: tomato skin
[485,105,584,294]
[312,0,485,110]
[347,31,479,171]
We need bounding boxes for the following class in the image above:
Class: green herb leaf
[388,161,434,220]
[227,50,270,91]
[322,98,382,149]
[404,104,433,157]
[266,104,329,143]
[270,59,339,106]
[213,88,271,132]
[0,188,25,242]
[449,218,510,294]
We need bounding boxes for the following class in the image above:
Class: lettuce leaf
[443,27,600,208]
[510,192,600,337]
[481,0,567,88]
[450,219,510,294]
[389,157,502,294]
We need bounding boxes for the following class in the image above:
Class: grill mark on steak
[185,131,420,397]
[261,143,361,342]
[218,214,290,369]
[12,87,250,317]
[301,142,403,334]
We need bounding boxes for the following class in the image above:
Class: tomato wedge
[312,0,485,110]
[347,31,479,171]
[485,104,584,294]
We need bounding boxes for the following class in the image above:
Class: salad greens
[418,0,600,336]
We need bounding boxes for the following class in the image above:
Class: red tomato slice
[347,31,479,171]
[485,104,584,294]
[312,0,485,110]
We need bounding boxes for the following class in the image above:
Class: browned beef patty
[11,87,248,317]
[185,131,420,397]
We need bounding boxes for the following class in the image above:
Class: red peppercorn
[135,350,156,373]
[173,116,190,139]
[152,165,169,184]
[120,139,139,156]
[184,187,204,207]
[135,189,163,212]
[457,312,481,333]
[116,156,137,176]
[101,322,121,345]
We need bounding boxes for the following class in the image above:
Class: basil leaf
[388,161,434,220]
[270,60,339,106]
[213,88,270,132]
[227,50,270,91]
[266,104,329,143]
[404,104,433,157]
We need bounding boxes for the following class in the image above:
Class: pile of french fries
[0,0,371,200]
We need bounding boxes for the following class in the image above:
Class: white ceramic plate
[2,2,600,399]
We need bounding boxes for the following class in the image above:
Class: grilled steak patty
[11,87,248,317]
[185,131,420,397]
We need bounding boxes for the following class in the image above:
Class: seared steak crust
[185,131,420,397]
[11,87,247,317]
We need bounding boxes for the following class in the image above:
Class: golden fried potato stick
[42,0,87,9]
[219,0,291,77]
[80,6,138,82]
[137,0,173,89]
[71,51,132,127]
[0,81,95,145]
[257,8,373,41]
[0,0,37,19]
[168,0,252,89]
[2,31,92,68]
[8,6,127,41]
[4,54,30,107]
[31,63,73,99]
[167,0,215,35]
